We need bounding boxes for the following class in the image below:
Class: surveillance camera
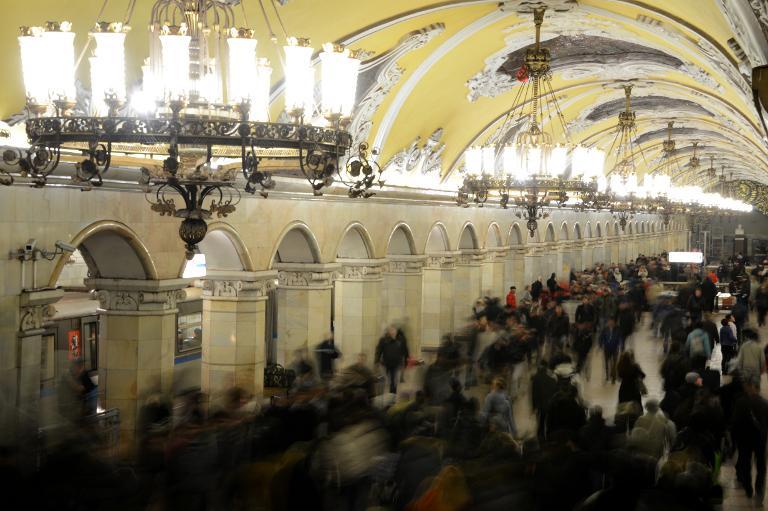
[55,240,77,253]
[24,239,37,253]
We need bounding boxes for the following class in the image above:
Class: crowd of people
[9,252,768,511]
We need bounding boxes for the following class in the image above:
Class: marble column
[481,248,507,298]
[505,248,526,293]
[611,241,620,263]
[382,256,425,357]
[582,241,594,269]
[200,270,275,405]
[274,263,338,366]
[334,259,386,365]
[88,278,187,445]
[421,253,455,350]
[453,250,485,331]
[11,289,63,457]
[571,242,584,273]
[524,246,544,286]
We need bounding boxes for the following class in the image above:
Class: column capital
[85,278,189,315]
[456,249,486,266]
[19,288,64,333]
[508,247,527,256]
[424,252,456,270]
[275,262,340,289]
[336,258,387,281]
[202,269,277,300]
[385,255,426,274]
[485,247,508,261]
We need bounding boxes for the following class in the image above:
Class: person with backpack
[684,322,711,368]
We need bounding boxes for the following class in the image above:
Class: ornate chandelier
[2,0,379,258]
[458,6,602,238]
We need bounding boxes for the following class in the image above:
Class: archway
[482,223,505,298]
[387,223,416,255]
[458,222,479,250]
[270,223,326,365]
[422,222,453,350]
[384,223,420,357]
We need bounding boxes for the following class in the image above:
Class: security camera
[24,239,37,253]
[55,240,77,253]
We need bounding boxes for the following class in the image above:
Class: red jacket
[506,291,517,309]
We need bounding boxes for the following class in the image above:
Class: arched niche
[573,223,582,240]
[613,222,620,236]
[270,222,322,266]
[458,223,479,250]
[486,223,502,248]
[508,223,524,246]
[586,222,593,239]
[628,223,634,235]
[181,223,254,277]
[595,223,602,238]
[48,221,157,287]
[425,223,450,254]
[560,222,569,241]
[337,223,375,259]
[387,223,416,255]
[545,223,556,243]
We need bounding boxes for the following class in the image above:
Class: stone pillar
[481,248,507,298]
[274,263,337,365]
[88,278,187,445]
[13,289,62,456]
[334,259,386,365]
[571,242,584,273]
[421,253,455,350]
[611,241,620,263]
[454,250,485,331]
[505,248,526,293]
[201,270,275,404]
[382,256,425,357]
[524,246,543,285]
[582,241,594,269]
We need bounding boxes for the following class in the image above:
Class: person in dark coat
[700,313,719,354]
[660,342,688,393]
[687,287,705,325]
[617,350,645,408]
[315,334,341,380]
[757,282,768,327]
[375,326,409,394]
[531,277,544,301]
[731,380,768,500]
[701,276,718,313]
[548,304,570,352]
[599,318,624,384]
[531,361,558,442]
[547,273,559,293]
[545,380,587,440]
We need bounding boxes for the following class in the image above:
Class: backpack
[689,331,706,357]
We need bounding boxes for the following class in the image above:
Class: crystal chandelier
[458,6,602,238]
[3,0,378,258]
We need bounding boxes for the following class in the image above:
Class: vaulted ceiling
[1,0,767,190]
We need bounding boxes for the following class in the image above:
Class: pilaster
[454,250,485,331]
[422,252,455,349]
[481,247,507,298]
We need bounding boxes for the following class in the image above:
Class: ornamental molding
[456,250,487,266]
[466,7,732,106]
[18,288,64,332]
[484,248,508,261]
[275,263,340,289]
[85,278,188,313]
[335,258,387,281]
[715,0,768,68]
[349,23,445,150]
[381,128,445,184]
[385,255,426,274]
[424,252,456,270]
[202,270,278,299]
[499,0,577,14]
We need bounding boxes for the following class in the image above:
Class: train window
[177,311,203,354]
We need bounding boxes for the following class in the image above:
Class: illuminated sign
[668,251,704,264]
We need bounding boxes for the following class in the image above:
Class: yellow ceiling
[1,0,766,186]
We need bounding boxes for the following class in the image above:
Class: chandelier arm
[543,78,570,144]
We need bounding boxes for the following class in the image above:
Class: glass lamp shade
[227,30,258,105]
[198,58,222,104]
[159,24,191,101]
[252,58,272,122]
[320,43,347,118]
[465,146,483,174]
[340,51,361,118]
[89,25,127,116]
[43,22,76,101]
[548,145,568,177]
[610,174,624,195]
[502,145,522,179]
[283,37,314,116]
[18,27,48,105]
[482,146,496,175]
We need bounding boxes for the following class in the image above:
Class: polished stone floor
[465,313,766,510]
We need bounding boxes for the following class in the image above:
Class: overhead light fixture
[3,0,377,258]
[459,6,600,237]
